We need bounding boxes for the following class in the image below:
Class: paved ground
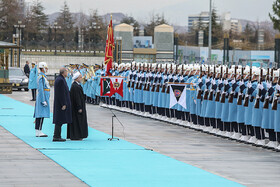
[2,89,280,186]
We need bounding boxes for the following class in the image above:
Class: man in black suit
[24,61,30,77]
[53,67,72,142]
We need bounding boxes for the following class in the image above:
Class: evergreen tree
[203,8,223,47]
[55,1,74,44]
[269,0,280,32]
[55,1,74,31]
[0,0,24,41]
[86,9,106,51]
[30,0,48,32]
[144,13,168,37]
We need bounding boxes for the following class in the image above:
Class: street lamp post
[208,0,212,64]
[51,22,61,55]
[115,36,122,64]
[14,20,25,67]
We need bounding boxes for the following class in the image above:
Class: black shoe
[53,138,66,142]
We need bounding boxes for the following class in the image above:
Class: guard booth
[0,41,20,94]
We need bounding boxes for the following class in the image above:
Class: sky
[25,0,275,26]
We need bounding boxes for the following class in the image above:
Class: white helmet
[38,62,48,69]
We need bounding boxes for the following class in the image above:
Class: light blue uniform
[244,80,258,125]
[28,65,38,89]
[34,72,50,118]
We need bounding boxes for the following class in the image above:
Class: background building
[188,11,242,33]
[114,23,174,63]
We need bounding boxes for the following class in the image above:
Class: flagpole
[111,14,114,64]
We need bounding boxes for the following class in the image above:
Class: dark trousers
[175,110,182,120]
[248,125,255,136]
[224,122,231,132]
[190,114,198,124]
[239,123,247,135]
[145,105,151,113]
[267,129,276,141]
[204,117,210,126]
[232,122,238,133]
[35,118,44,130]
[198,116,204,125]
[210,118,216,128]
[255,127,265,140]
[216,119,223,131]
[31,89,37,100]
[54,124,63,138]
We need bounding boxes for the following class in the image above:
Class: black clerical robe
[67,81,88,140]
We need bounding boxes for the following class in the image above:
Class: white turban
[73,71,81,80]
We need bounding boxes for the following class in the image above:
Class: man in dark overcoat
[53,67,72,142]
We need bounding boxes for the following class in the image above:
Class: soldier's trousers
[31,89,37,100]
[35,118,44,130]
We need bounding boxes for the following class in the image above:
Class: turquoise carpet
[0,94,243,187]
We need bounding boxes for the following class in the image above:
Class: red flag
[104,15,114,76]
[109,78,123,97]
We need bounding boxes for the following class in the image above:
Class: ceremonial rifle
[166,64,173,94]
[263,68,273,109]
[144,64,150,91]
[254,67,263,109]
[272,69,280,110]
[220,67,229,103]
[228,66,238,103]
[127,62,132,88]
[203,66,211,100]
[156,64,162,92]
[161,63,168,93]
[244,66,252,107]
[208,65,216,101]
[215,66,223,101]
[197,65,203,99]
[237,67,245,105]
[151,64,159,92]
[131,65,136,88]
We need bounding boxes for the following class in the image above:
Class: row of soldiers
[66,62,280,151]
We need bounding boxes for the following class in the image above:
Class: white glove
[257,83,264,90]
[42,101,47,107]
[266,81,272,89]
[276,84,280,91]
[223,79,228,85]
[247,82,252,88]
